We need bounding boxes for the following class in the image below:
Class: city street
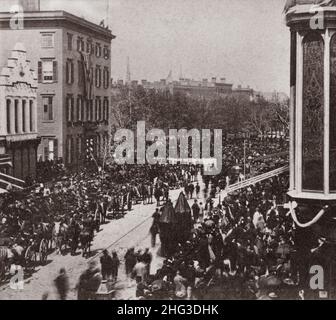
[0,175,207,300]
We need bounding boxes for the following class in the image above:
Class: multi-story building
[140,77,234,100]
[0,6,115,167]
[0,43,39,184]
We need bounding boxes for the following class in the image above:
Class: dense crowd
[1,137,297,300]
[0,163,197,262]
[130,173,299,300]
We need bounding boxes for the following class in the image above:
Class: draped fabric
[159,201,177,224]
[174,192,192,242]
[284,0,336,12]
[80,52,93,100]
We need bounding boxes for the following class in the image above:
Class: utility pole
[126,56,131,85]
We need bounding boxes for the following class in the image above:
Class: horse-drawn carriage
[0,231,49,281]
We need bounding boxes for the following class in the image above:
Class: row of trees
[110,85,289,137]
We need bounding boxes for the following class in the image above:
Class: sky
[1,0,290,93]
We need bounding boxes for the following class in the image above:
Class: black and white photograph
[0,0,334,303]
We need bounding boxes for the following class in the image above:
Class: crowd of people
[1,137,301,300]
[72,139,296,301]
[0,163,198,271]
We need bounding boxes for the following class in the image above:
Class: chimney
[19,0,40,11]
[220,78,226,84]
[211,77,216,83]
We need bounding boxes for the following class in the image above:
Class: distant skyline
[1,0,290,93]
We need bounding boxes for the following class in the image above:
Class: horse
[37,222,54,251]
[52,222,68,255]
[79,218,95,257]
[79,227,92,257]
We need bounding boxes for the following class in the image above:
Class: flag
[81,52,93,100]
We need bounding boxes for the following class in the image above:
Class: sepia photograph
[0,0,333,303]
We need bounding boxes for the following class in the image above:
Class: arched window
[302,32,324,191]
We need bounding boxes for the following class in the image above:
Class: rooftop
[0,10,116,40]
[284,0,336,13]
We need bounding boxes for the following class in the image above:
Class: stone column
[1,99,9,135]
[9,99,16,134]
[25,99,30,133]
[31,99,37,132]
[17,99,23,134]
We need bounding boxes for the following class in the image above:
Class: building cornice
[0,11,116,42]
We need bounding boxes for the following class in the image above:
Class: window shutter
[38,61,42,83]
[53,61,58,82]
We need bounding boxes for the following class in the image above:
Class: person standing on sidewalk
[142,248,152,277]
[195,183,201,199]
[54,268,69,300]
[100,249,113,281]
[111,251,120,282]
[124,248,137,285]
[191,200,200,223]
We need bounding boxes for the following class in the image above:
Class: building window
[67,33,73,50]
[43,138,56,161]
[42,96,53,121]
[76,136,82,159]
[86,40,91,54]
[95,65,101,88]
[94,97,98,121]
[103,46,110,60]
[66,59,74,84]
[38,60,57,83]
[103,97,109,122]
[77,95,83,122]
[98,97,102,121]
[89,100,93,121]
[302,33,324,192]
[41,33,54,48]
[66,95,74,123]
[85,99,89,122]
[95,43,101,57]
[66,136,72,164]
[103,67,109,89]
[77,36,85,52]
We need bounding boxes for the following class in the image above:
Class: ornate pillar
[24,99,30,133]
[1,99,9,135]
[32,99,37,132]
[9,98,15,134]
[17,99,23,134]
